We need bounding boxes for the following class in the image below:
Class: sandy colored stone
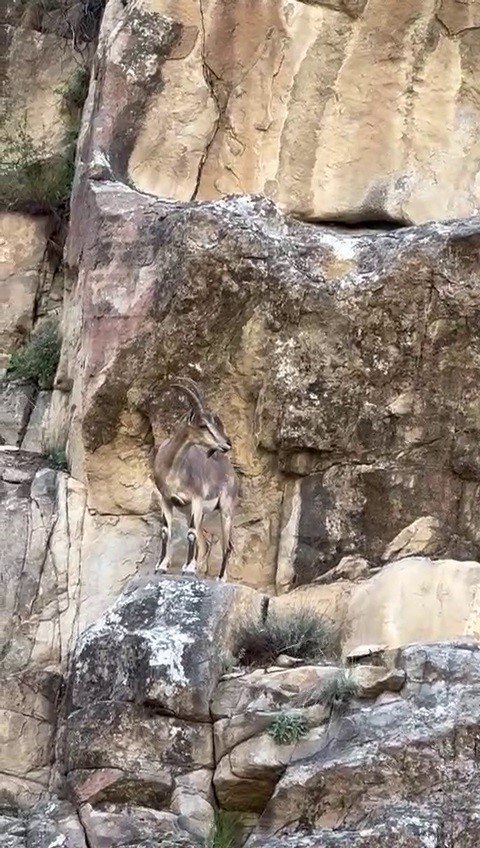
[0,381,37,446]
[64,183,480,588]
[77,0,480,223]
[382,516,446,562]
[0,214,51,356]
[212,665,339,720]
[315,556,371,584]
[2,28,78,168]
[21,391,52,453]
[344,557,480,654]
[76,509,161,632]
[79,804,188,848]
[269,581,352,631]
[352,664,406,698]
[0,670,61,809]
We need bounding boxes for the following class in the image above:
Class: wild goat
[153,378,238,580]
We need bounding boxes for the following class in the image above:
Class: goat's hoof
[155,563,169,574]
[182,562,198,575]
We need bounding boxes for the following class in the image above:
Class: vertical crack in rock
[77,806,93,848]
[192,0,223,199]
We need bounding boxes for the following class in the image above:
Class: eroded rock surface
[65,576,264,838]
[344,557,480,654]
[63,180,480,589]
[83,0,480,223]
[251,642,480,845]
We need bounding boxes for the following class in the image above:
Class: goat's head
[168,378,232,455]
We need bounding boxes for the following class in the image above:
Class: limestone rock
[65,178,480,587]
[382,516,446,562]
[86,0,480,224]
[344,557,480,654]
[69,575,263,721]
[0,672,62,809]
[21,391,53,453]
[0,381,36,446]
[253,642,480,840]
[213,663,332,811]
[0,215,52,358]
[352,664,405,698]
[212,665,337,722]
[314,555,371,584]
[2,25,80,198]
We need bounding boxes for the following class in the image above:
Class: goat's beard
[207,448,218,458]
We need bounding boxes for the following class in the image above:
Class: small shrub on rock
[233,607,339,668]
[61,66,90,110]
[208,811,241,848]
[268,711,308,745]
[47,448,68,471]
[303,668,359,715]
[8,320,60,389]
[1,113,75,213]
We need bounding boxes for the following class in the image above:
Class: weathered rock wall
[3,576,480,846]
[78,0,480,224]
[3,0,480,845]
[62,179,480,591]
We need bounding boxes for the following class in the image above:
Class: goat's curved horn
[172,377,204,402]
[168,381,203,412]
[170,377,205,406]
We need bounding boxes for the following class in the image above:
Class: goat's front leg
[155,498,172,574]
[218,501,234,582]
[182,498,203,576]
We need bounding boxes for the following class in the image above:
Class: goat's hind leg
[155,498,172,574]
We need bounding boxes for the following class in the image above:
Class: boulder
[313,556,371,584]
[65,576,263,828]
[69,575,263,721]
[382,516,446,562]
[352,665,405,699]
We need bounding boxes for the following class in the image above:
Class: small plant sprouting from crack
[300,668,359,716]
[47,448,68,471]
[7,320,61,389]
[268,711,309,745]
[208,811,241,848]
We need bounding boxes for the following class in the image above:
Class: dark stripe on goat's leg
[183,511,199,574]
[218,509,233,581]
[155,504,172,573]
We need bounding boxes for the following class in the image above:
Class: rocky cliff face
[2,0,480,845]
